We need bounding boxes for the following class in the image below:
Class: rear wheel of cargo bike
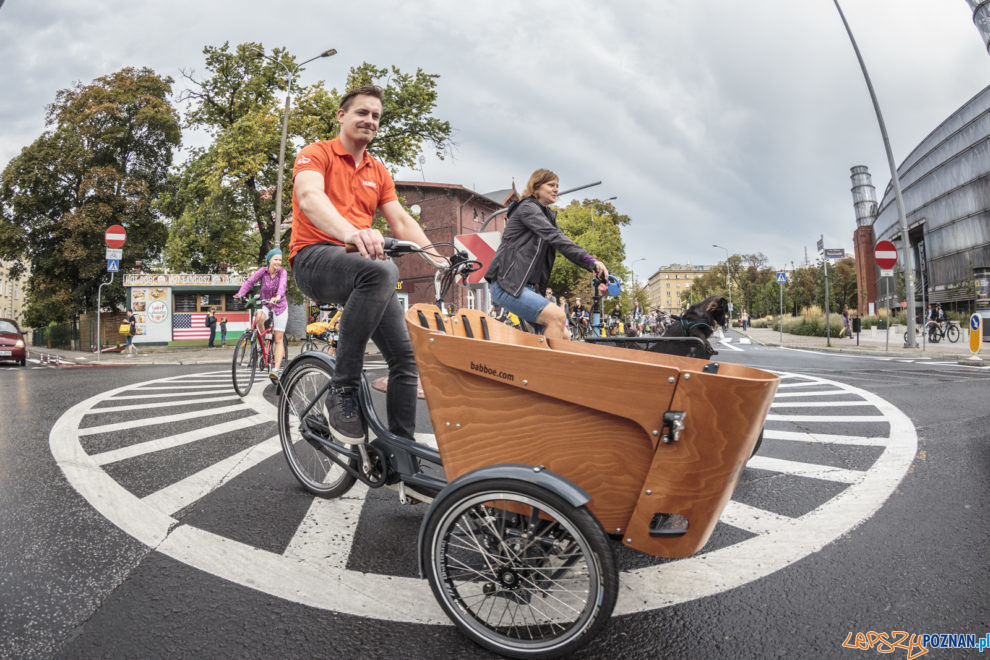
[424,478,617,658]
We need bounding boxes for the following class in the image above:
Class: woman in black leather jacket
[485,168,608,340]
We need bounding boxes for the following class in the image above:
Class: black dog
[661,295,729,356]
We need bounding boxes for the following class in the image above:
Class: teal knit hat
[265,248,282,265]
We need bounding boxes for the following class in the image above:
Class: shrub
[783,316,844,337]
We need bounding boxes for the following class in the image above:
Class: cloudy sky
[1,1,987,280]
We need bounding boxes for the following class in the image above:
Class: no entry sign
[105,224,127,249]
[874,240,897,269]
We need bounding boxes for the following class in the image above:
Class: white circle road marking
[50,370,917,622]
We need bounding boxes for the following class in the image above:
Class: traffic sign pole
[777,271,786,345]
[98,225,127,360]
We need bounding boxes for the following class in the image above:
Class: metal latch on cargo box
[661,411,686,444]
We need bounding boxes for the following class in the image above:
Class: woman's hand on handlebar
[592,260,609,284]
[346,227,386,260]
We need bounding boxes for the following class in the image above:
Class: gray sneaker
[326,386,365,444]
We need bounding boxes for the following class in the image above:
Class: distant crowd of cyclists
[489,287,675,339]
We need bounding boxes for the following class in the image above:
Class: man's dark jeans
[293,244,418,439]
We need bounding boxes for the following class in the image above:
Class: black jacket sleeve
[513,200,593,269]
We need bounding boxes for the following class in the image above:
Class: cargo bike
[275,240,780,658]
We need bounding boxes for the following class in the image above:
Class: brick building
[393,181,518,310]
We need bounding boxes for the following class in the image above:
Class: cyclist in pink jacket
[236,248,289,379]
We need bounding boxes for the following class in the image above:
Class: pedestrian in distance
[290,84,436,445]
[484,168,609,341]
[123,308,138,357]
[206,308,217,347]
[839,305,850,338]
[220,317,228,347]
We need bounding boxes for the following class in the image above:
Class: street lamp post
[631,257,646,288]
[713,244,732,327]
[831,1,916,347]
[252,47,337,249]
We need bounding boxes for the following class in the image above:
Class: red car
[0,318,27,366]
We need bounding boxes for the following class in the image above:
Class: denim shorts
[490,281,551,325]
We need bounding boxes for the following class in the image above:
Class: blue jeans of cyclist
[293,244,418,439]
[489,281,548,333]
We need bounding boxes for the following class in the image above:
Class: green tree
[830,256,857,310]
[548,198,630,302]
[788,264,822,314]
[170,43,452,271]
[0,67,180,325]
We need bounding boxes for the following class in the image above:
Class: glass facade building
[873,85,990,309]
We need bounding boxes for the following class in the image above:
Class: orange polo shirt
[289,137,397,264]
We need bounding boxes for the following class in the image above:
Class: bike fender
[284,350,335,373]
[417,464,591,578]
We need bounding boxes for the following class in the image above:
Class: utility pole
[833,0,917,346]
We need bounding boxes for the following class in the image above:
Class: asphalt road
[1,334,987,659]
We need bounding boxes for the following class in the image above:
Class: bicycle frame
[288,351,446,499]
[246,304,276,370]
[281,241,479,501]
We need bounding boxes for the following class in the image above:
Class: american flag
[173,313,212,340]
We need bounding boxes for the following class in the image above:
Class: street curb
[736,330,968,360]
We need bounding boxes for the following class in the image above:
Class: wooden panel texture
[405,304,780,554]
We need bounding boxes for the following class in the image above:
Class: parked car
[0,318,27,366]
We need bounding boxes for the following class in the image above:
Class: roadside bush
[783,316,844,337]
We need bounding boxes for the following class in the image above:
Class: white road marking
[776,381,826,388]
[133,384,234,390]
[76,403,252,436]
[765,413,886,423]
[170,372,227,379]
[363,361,389,369]
[283,483,369,569]
[745,456,863,483]
[717,339,743,352]
[779,347,896,361]
[413,432,438,449]
[51,368,917,624]
[772,390,850,398]
[762,429,887,447]
[91,414,271,466]
[770,400,875,408]
[143,436,281,515]
[719,500,793,535]
[86,395,240,414]
[110,389,231,400]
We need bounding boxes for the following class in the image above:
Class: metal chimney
[966,0,990,53]
[850,165,878,227]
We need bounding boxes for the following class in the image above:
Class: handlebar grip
[344,237,399,253]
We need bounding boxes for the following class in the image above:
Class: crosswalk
[49,365,918,622]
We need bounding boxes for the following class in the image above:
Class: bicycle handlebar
[343,238,482,306]
[239,295,278,310]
